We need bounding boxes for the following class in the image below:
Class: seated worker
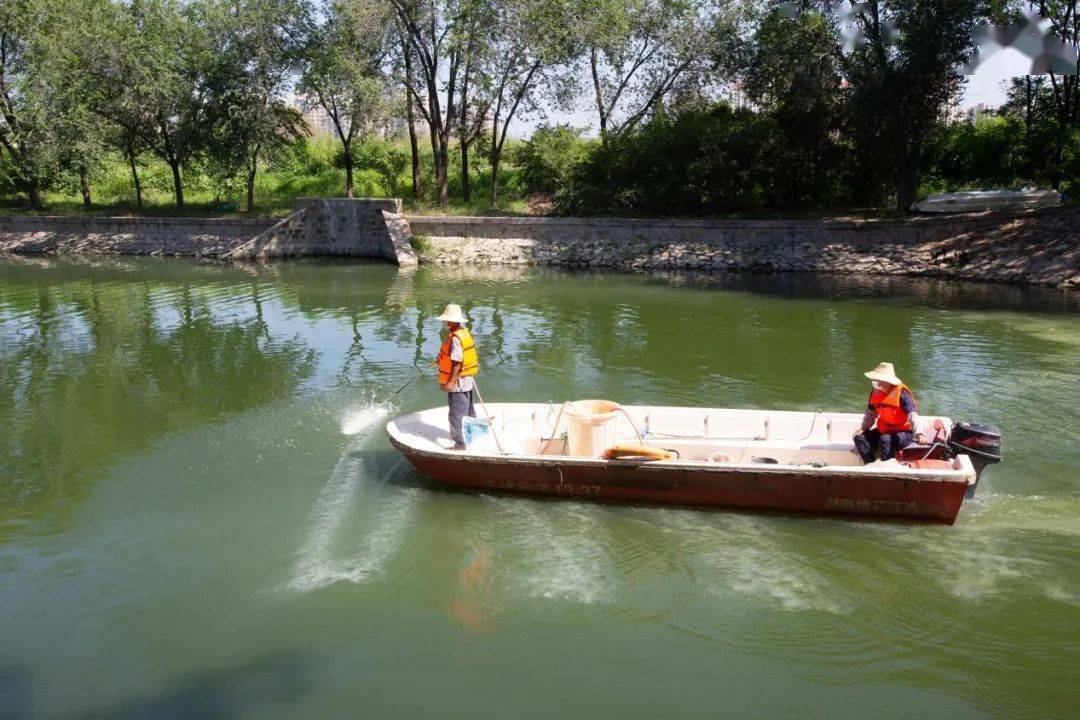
[435,303,479,450]
[853,362,927,463]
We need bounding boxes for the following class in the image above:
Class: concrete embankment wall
[406,209,1080,289]
[225,198,415,264]
[2,203,1076,287]
[0,198,417,265]
[0,215,277,257]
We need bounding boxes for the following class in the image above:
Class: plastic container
[463,416,492,449]
[564,400,621,457]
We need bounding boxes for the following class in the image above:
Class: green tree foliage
[79,0,221,209]
[744,8,843,206]
[3,0,1075,216]
[579,0,744,142]
[841,0,984,211]
[558,102,770,214]
[484,0,579,207]
[299,0,392,199]
[924,114,1027,189]
[998,2,1080,189]
[0,0,68,208]
[516,124,592,194]
[203,0,309,211]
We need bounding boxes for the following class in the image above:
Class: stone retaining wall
[0,215,276,257]
[0,198,417,264]
[2,204,1075,287]
[406,208,1080,289]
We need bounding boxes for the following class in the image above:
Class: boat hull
[389,438,969,524]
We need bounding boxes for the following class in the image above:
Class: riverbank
[407,206,1079,289]
[1,202,1076,288]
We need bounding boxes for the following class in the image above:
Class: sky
[962,48,1032,109]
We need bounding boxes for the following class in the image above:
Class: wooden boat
[912,188,1060,213]
[386,402,1001,524]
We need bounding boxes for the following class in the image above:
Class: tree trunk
[27,179,43,210]
[247,162,257,212]
[404,45,422,199]
[169,159,184,209]
[590,47,609,145]
[343,145,355,198]
[79,166,92,207]
[128,149,143,209]
[895,144,920,213]
[408,116,422,199]
[461,141,470,202]
[436,142,449,209]
[489,152,500,208]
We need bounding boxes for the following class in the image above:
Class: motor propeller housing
[948,422,1003,495]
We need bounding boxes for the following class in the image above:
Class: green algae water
[1,257,1078,719]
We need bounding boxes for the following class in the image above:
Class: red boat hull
[390,440,969,524]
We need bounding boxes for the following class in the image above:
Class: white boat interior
[387,402,975,479]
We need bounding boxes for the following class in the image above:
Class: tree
[579,0,740,143]
[0,0,64,208]
[39,0,110,208]
[394,25,424,199]
[299,0,392,198]
[1002,75,1071,186]
[453,1,496,203]
[206,0,309,211]
[391,0,479,209]
[518,123,591,194]
[484,0,578,206]
[80,0,218,209]
[744,7,843,206]
[1001,2,1080,189]
[840,0,984,211]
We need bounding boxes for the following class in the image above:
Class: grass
[0,134,541,219]
[0,169,536,219]
[408,233,434,255]
[5,134,1064,221]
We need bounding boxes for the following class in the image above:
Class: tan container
[564,400,621,457]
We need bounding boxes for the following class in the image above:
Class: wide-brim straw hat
[436,303,467,325]
[864,362,903,386]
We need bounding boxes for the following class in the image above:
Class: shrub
[517,124,591,195]
[557,103,770,215]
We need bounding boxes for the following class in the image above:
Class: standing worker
[435,303,479,450]
[853,362,927,463]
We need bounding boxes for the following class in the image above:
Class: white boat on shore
[387,401,1002,524]
[912,188,1061,213]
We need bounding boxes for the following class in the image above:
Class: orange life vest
[870,383,916,434]
[437,327,479,385]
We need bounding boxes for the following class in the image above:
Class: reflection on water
[1,256,1078,719]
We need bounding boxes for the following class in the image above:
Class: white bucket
[564,400,621,458]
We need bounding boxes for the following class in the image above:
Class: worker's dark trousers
[854,429,914,463]
[447,390,476,446]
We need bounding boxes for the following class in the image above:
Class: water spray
[340,361,426,436]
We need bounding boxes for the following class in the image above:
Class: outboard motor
[947,421,1003,496]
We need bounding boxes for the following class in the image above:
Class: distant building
[966,103,998,123]
[724,81,751,110]
[289,93,340,137]
[290,93,413,140]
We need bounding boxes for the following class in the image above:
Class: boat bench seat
[645,412,831,444]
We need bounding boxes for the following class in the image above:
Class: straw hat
[436,303,467,325]
[864,362,903,386]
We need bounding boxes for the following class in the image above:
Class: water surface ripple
[1,258,1077,719]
